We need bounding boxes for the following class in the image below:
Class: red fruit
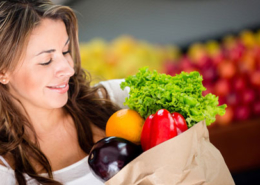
[182,66,198,73]
[218,96,227,106]
[212,52,225,66]
[216,106,234,126]
[228,45,244,62]
[217,60,237,79]
[232,76,248,91]
[179,56,198,73]
[257,87,260,99]
[241,88,256,105]
[226,92,240,107]
[202,83,214,96]
[201,65,218,82]
[214,79,231,97]
[179,56,193,70]
[164,62,179,76]
[253,101,260,117]
[234,105,251,121]
[252,46,260,61]
[256,56,260,70]
[196,56,212,69]
[239,52,256,73]
[250,70,260,87]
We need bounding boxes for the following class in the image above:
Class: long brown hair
[0,0,119,184]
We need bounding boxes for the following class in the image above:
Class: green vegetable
[120,67,226,127]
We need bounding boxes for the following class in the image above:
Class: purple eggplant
[88,136,143,182]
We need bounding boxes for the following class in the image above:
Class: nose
[55,55,75,78]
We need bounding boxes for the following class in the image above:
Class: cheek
[12,70,42,92]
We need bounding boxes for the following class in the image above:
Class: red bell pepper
[141,109,188,151]
[141,109,177,151]
[140,114,154,151]
[171,112,188,135]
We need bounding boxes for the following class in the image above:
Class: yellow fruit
[106,109,145,144]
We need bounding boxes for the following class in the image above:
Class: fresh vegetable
[88,137,143,182]
[140,114,154,151]
[171,112,188,134]
[120,67,226,127]
[141,109,178,151]
[106,109,144,144]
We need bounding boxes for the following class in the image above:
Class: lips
[48,84,66,89]
[47,83,69,94]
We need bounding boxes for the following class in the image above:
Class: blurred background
[55,0,260,184]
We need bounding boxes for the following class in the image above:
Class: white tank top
[0,79,129,184]
[0,155,104,185]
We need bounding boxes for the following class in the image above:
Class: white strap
[0,156,11,169]
[97,88,104,98]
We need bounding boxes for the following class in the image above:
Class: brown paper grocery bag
[105,120,235,185]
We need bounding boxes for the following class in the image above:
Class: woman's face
[7,18,75,111]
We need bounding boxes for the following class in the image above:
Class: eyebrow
[36,38,70,56]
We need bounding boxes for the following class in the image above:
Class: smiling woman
[0,0,125,185]
[8,19,75,111]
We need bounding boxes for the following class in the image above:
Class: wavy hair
[0,0,119,184]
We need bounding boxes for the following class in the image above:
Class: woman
[0,0,128,184]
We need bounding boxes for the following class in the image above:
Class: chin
[51,97,69,109]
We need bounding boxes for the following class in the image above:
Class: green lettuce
[120,67,226,127]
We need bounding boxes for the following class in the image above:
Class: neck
[15,102,70,140]
[28,108,66,134]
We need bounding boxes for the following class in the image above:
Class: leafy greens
[120,67,226,127]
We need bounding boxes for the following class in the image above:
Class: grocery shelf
[208,118,260,173]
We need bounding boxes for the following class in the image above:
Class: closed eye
[40,59,52,66]
[40,50,70,66]
[63,50,71,55]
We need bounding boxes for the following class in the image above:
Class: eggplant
[88,136,143,182]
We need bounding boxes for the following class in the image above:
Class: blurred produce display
[80,30,260,126]
[80,36,181,79]
[169,30,260,126]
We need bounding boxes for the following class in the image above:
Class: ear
[0,72,10,84]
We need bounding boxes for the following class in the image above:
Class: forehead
[26,18,68,55]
